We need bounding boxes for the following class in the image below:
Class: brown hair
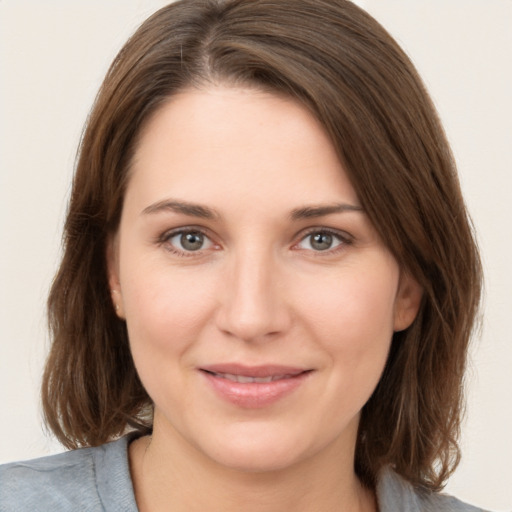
[43,0,482,492]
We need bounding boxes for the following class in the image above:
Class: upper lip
[199,364,309,378]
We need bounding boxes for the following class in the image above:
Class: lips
[205,372,297,383]
[199,364,312,408]
[200,363,307,378]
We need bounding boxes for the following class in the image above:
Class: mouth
[201,370,307,384]
[199,363,310,380]
[198,364,312,408]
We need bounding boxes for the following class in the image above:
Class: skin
[108,85,422,512]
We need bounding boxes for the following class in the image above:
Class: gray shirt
[0,436,489,511]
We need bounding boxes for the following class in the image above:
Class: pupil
[311,233,332,251]
[181,232,203,251]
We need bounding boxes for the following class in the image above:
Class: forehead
[127,85,359,212]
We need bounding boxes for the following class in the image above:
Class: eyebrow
[290,203,364,220]
[142,199,219,219]
[142,199,363,221]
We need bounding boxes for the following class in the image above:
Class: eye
[296,230,348,252]
[166,229,214,253]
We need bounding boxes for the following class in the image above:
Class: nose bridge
[217,243,289,341]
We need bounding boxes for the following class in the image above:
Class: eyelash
[157,227,353,257]
[157,228,216,258]
[293,227,353,255]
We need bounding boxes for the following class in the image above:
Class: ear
[106,235,125,319]
[393,271,423,332]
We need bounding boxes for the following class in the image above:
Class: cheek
[283,264,399,443]
[300,269,398,343]
[120,263,221,410]
[295,261,399,386]
[120,258,218,359]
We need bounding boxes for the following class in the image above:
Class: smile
[205,371,301,383]
[199,365,312,408]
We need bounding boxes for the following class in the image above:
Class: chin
[196,423,324,474]
[209,444,305,474]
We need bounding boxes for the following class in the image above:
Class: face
[109,86,421,473]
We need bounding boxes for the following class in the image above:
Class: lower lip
[201,371,311,408]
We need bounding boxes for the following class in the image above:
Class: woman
[0,0,486,510]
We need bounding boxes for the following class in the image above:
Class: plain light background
[1,1,511,510]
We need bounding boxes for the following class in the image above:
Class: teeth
[237,375,271,383]
[214,372,291,383]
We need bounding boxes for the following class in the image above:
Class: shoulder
[0,436,138,512]
[0,445,101,512]
[376,467,491,512]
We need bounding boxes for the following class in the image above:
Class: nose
[215,248,292,343]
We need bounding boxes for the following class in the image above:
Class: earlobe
[110,289,125,318]
[393,272,423,332]
[106,236,125,319]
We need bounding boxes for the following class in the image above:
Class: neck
[129,419,376,512]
